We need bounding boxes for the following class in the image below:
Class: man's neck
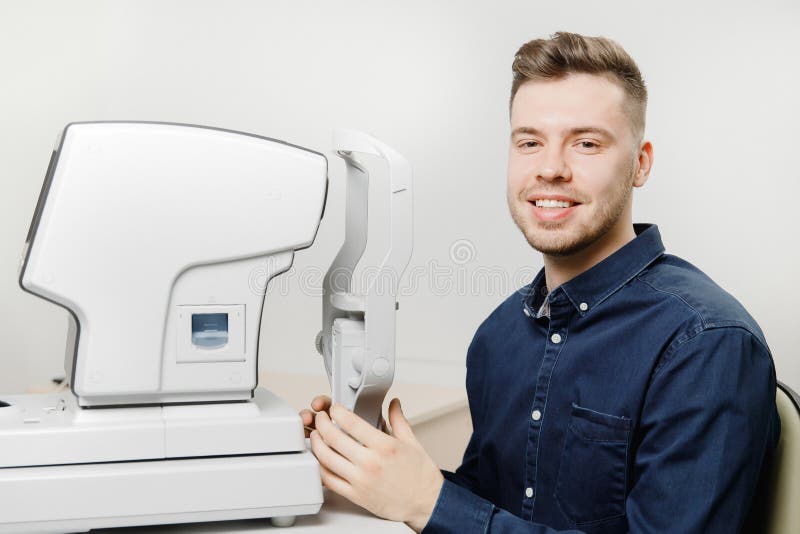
[543,222,637,293]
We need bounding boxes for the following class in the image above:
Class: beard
[508,161,635,257]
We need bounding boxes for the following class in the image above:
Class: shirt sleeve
[626,326,780,532]
[422,479,587,534]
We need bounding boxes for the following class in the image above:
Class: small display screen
[191,313,229,349]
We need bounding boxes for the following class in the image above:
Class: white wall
[0,0,798,393]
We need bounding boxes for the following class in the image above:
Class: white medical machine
[0,122,413,533]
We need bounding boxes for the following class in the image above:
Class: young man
[301,32,781,533]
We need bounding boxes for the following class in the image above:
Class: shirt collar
[523,223,665,318]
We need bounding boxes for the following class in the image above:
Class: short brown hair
[511,32,648,141]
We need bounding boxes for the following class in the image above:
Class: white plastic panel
[20,123,327,406]
[159,251,294,401]
[0,393,163,468]
[0,388,305,468]
[163,388,305,457]
[332,318,366,397]
[0,451,322,531]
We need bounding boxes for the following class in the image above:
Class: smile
[529,201,580,222]
[533,199,576,208]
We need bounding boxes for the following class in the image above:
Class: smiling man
[303,32,781,533]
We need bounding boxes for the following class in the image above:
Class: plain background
[0,1,798,394]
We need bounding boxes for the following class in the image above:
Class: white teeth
[534,199,574,208]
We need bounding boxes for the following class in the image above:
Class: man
[301,32,780,533]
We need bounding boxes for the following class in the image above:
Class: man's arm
[423,479,585,533]
[626,326,779,532]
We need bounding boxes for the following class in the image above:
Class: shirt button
[579,302,588,311]
[550,333,562,344]
[525,487,534,498]
[531,409,542,421]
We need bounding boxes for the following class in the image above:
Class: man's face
[507,73,646,257]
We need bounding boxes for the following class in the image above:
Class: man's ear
[634,140,653,188]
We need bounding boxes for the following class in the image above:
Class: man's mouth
[526,195,582,222]
[528,195,582,209]
[531,199,578,208]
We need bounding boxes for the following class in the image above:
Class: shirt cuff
[421,479,493,534]
[441,469,471,490]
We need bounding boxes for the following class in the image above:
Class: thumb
[388,398,416,444]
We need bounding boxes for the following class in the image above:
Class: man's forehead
[510,73,629,133]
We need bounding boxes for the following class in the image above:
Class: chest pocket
[554,402,631,526]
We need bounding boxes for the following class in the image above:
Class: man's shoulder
[634,253,767,346]
[470,285,531,341]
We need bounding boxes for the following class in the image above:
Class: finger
[310,430,359,482]
[300,409,316,438]
[378,415,391,435]
[300,409,315,427]
[319,463,356,503]
[330,403,391,449]
[387,398,417,444]
[315,410,365,462]
[311,395,332,412]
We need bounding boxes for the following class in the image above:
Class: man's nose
[536,147,571,182]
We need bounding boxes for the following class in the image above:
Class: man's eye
[520,141,539,149]
[577,140,600,150]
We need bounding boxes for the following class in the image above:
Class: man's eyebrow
[570,126,614,139]
[510,126,615,139]
[510,127,543,138]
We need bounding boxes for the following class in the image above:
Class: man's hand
[301,394,389,437]
[309,398,444,533]
[300,395,332,438]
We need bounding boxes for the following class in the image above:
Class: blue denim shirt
[423,223,780,534]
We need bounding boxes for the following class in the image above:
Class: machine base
[0,450,322,533]
[0,388,306,468]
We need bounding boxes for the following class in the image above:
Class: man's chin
[524,231,593,258]
[509,209,596,257]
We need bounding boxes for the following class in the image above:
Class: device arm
[316,130,413,428]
